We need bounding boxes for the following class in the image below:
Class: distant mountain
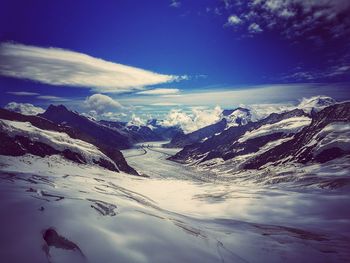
[169,108,308,163]
[164,107,252,148]
[243,102,350,169]
[169,101,350,177]
[0,108,138,175]
[99,118,180,144]
[297,95,336,114]
[39,105,131,150]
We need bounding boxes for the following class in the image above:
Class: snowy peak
[222,107,252,128]
[298,95,336,114]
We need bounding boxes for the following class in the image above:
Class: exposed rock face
[164,107,252,148]
[100,120,163,143]
[170,109,307,163]
[40,105,131,150]
[243,102,350,169]
[164,119,228,148]
[0,108,137,175]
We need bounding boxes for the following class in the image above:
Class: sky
[0,0,350,124]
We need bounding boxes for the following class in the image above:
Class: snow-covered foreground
[0,142,350,262]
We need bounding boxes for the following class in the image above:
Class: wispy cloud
[248,23,263,34]
[36,95,70,102]
[151,102,180,106]
[169,0,181,8]
[222,0,350,39]
[137,88,180,95]
[119,83,350,108]
[0,43,186,93]
[6,91,40,96]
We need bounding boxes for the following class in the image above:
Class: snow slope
[0,119,116,167]
[238,116,311,143]
[0,149,350,263]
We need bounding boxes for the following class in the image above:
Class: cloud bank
[222,0,350,39]
[137,88,180,95]
[161,106,222,133]
[84,94,123,115]
[0,43,185,93]
[4,102,45,115]
[6,91,40,96]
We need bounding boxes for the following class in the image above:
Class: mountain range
[1,95,349,183]
[168,96,350,181]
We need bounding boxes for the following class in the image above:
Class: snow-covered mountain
[100,118,181,144]
[169,100,350,182]
[0,107,138,175]
[39,105,132,150]
[297,95,336,114]
[164,107,252,148]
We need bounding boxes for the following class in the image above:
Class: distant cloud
[6,91,40,96]
[222,0,350,39]
[281,63,350,81]
[151,102,180,106]
[127,114,146,126]
[248,23,263,33]
[84,94,123,114]
[4,102,44,115]
[0,43,185,93]
[170,0,181,8]
[119,83,350,109]
[161,106,222,133]
[36,95,70,102]
[226,15,242,26]
[137,88,180,95]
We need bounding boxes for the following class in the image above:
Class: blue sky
[0,0,349,121]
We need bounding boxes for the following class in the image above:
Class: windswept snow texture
[238,116,311,143]
[0,119,115,167]
[1,144,350,263]
[312,122,350,155]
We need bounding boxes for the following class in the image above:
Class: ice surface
[0,141,349,263]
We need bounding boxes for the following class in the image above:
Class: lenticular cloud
[0,42,183,93]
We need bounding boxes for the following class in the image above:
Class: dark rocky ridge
[0,108,137,175]
[100,120,163,143]
[39,105,131,150]
[164,107,252,149]
[164,119,228,148]
[170,109,307,164]
[243,102,350,169]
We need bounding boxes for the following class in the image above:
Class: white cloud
[36,95,70,102]
[127,114,146,126]
[248,23,263,33]
[137,88,180,95]
[4,102,45,115]
[119,83,350,109]
[151,102,180,106]
[6,91,40,96]
[225,0,350,39]
[227,15,242,26]
[0,43,185,93]
[161,106,222,133]
[84,94,123,114]
[170,0,181,8]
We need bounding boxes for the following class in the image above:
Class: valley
[1,141,349,262]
